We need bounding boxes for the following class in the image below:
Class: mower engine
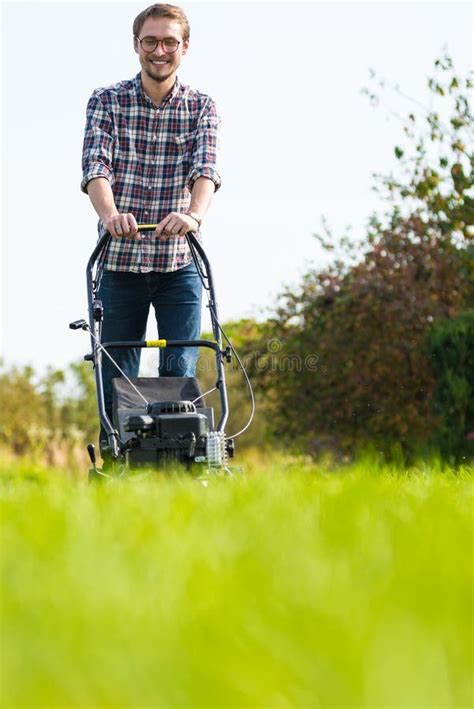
[124,400,227,468]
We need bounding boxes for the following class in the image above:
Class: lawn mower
[70,225,254,479]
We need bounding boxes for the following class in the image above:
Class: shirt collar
[134,72,181,107]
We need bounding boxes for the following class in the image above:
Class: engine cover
[156,412,209,439]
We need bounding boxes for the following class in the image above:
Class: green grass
[1,459,472,708]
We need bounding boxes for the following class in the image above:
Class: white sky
[1,0,472,371]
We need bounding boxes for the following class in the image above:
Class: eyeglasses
[136,36,181,53]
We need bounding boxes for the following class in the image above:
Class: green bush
[427,310,474,463]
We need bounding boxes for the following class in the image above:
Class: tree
[252,55,473,460]
[0,359,98,464]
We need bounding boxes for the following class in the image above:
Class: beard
[144,60,175,84]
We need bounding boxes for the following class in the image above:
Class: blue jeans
[97,262,202,432]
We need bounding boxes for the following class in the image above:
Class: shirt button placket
[142,110,160,272]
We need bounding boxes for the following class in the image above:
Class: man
[81,3,221,456]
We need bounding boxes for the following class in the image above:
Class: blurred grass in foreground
[1,458,472,708]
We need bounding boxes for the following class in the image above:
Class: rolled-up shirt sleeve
[81,92,115,193]
[187,98,221,192]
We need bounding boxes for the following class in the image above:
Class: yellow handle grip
[137,224,158,231]
[146,339,167,348]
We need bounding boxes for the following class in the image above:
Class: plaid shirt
[81,74,221,272]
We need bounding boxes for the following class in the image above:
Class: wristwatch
[186,211,202,228]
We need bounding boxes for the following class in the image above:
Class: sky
[1,0,472,371]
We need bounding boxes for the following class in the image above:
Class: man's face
[134,17,189,84]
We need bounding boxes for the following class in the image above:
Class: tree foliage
[252,55,473,461]
[0,360,98,465]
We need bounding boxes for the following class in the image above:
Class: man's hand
[103,212,139,238]
[155,212,199,239]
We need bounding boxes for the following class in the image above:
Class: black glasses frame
[135,36,181,53]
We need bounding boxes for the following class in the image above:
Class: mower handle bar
[85,225,229,458]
